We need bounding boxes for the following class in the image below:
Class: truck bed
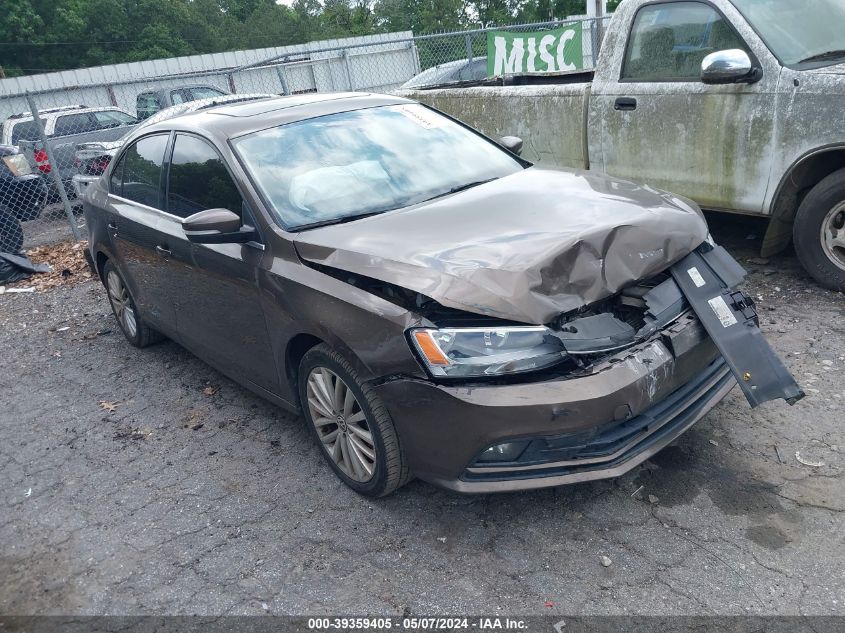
[402,83,592,171]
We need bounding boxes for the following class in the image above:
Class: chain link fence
[0,16,610,253]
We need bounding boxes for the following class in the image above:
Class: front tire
[103,260,162,348]
[793,169,845,292]
[298,344,410,497]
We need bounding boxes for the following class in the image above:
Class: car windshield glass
[233,104,524,230]
[731,0,845,66]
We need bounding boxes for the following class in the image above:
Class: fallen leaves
[183,407,208,430]
[7,240,92,292]
[99,400,120,413]
[202,385,220,396]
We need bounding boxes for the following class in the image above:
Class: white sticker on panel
[708,295,738,328]
[687,267,706,288]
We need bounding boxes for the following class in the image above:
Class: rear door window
[116,134,169,208]
[622,1,749,81]
[54,113,96,137]
[166,134,243,218]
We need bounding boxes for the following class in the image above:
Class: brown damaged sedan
[83,93,803,496]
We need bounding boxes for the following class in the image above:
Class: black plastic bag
[0,251,51,284]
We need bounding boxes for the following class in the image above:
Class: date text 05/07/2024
[307,617,529,630]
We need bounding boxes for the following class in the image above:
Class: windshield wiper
[421,177,499,203]
[798,49,845,64]
[293,210,387,231]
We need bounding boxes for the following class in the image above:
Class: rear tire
[298,344,410,497]
[0,206,24,253]
[102,260,163,348]
[793,169,845,292]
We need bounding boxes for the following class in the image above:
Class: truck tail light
[34,149,51,174]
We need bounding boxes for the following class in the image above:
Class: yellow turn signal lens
[412,330,451,366]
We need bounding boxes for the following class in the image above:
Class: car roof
[137,93,275,127]
[136,92,415,140]
[139,84,226,95]
[6,105,130,125]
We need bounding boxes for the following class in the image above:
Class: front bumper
[374,313,734,492]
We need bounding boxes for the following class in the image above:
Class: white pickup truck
[405,0,845,292]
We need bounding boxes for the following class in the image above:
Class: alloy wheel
[306,367,377,482]
[107,270,138,339]
[821,202,845,272]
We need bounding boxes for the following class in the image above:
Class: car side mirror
[499,136,523,156]
[182,208,257,244]
[701,49,760,85]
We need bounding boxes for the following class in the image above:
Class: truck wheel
[0,206,24,253]
[794,169,845,292]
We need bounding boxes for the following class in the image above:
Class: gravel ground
[18,202,86,251]
[1,214,843,616]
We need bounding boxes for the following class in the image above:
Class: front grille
[463,356,732,482]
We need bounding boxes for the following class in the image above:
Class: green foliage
[0,0,607,77]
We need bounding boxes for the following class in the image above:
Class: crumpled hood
[293,168,708,324]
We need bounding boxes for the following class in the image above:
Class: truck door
[590,0,779,214]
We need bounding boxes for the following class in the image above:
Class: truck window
[54,113,96,137]
[170,90,187,105]
[187,87,225,100]
[622,1,749,81]
[11,120,44,145]
[92,110,137,129]
[136,93,162,119]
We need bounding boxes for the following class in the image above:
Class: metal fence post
[275,63,290,95]
[342,49,354,90]
[24,93,81,242]
[590,19,600,67]
[465,34,474,62]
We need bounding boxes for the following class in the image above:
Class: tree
[0,0,618,77]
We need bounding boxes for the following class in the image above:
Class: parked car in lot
[3,104,137,201]
[71,93,275,198]
[405,0,845,292]
[0,144,49,252]
[83,93,802,496]
[401,57,488,90]
[135,84,228,120]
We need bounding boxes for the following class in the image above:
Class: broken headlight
[409,326,567,377]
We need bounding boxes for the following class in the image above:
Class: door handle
[155,245,171,257]
[108,222,118,231]
[614,97,638,111]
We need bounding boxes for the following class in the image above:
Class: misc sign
[487,23,584,77]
